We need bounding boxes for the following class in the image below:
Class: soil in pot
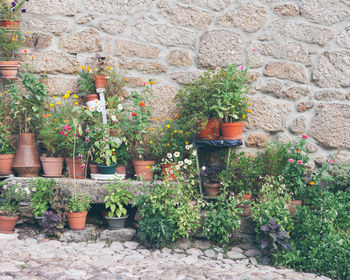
[132,160,155,181]
[105,216,128,230]
[97,163,117,174]
[12,133,41,177]
[198,119,220,140]
[0,154,15,175]
[221,121,245,140]
[0,216,18,234]
[66,211,88,230]
[203,182,221,197]
[40,157,64,177]
[65,158,86,179]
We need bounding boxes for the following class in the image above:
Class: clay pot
[0,20,19,28]
[0,61,19,80]
[220,121,245,140]
[198,119,220,140]
[0,154,15,175]
[89,163,99,174]
[65,158,86,179]
[0,216,18,234]
[203,182,221,197]
[66,211,88,230]
[132,160,155,181]
[115,165,126,175]
[84,94,99,103]
[235,193,253,201]
[12,133,41,177]
[40,157,64,177]
[94,75,107,89]
[239,204,251,217]
[288,200,303,216]
[161,163,177,181]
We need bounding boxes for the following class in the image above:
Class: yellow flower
[26,31,30,34]
[151,127,155,130]
[149,140,152,144]
[310,181,316,185]
[64,120,68,123]
[242,114,246,119]
[249,102,252,106]
[179,130,183,134]
[4,91,7,94]
[149,81,155,85]
[108,66,112,70]
[166,124,170,128]
[174,114,179,118]
[52,96,55,99]
[174,130,177,133]
[170,119,173,121]
[154,117,157,121]
[167,143,170,147]
[56,101,61,105]
[160,128,163,131]
[73,94,79,99]
[86,66,91,72]
[67,90,71,94]
[125,78,129,82]
[146,165,150,169]
[80,66,85,69]
[50,103,53,107]
[245,108,249,112]
[186,141,189,144]
[75,102,79,105]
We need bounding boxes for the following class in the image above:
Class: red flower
[131,112,137,117]
[302,134,308,139]
[139,101,145,107]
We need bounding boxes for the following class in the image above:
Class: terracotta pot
[203,182,221,197]
[0,61,19,80]
[110,129,121,137]
[65,158,86,179]
[161,163,177,181]
[0,154,15,175]
[40,157,63,177]
[12,133,41,177]
[235,193,252,201]
[220,121,245,140]
[89,163,99,174]
[0,216,18,234]
[0,20,19,28]
[239,204,251,217]
[132,160,155,181]
[84,94,99,103]
[198,119,220,140]
[115,165,126,174]
[94,75,107,89]
[66,211,88,230]
[288,200,303,216]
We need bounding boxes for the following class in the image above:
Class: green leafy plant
[0,25,24,60]
[75,66,96,95]
[93,127,120,166]
[104,64,126,99]
[29,178,54,217]
[66,194,91,213]
[104,181,132,218]
[203,189,242,247]
[0,92,15,154]
[0,181,27,216]
[7,66,48,133]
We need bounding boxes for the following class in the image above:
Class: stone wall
[2,0,350,166]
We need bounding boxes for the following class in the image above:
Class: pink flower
[302,134,308,139]
[86,137,90,143]
[328,158,334,164]
[288,158,294,163]
[142,82,147,86]
[81,164,86,169]
[77,155,83,159]
[215,66,221,71]
[238,65,245,71]
[297,160,303,165]
[63,124,70,131]
[252,48,256,51]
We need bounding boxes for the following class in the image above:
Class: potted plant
[93,53,107,89]
[0,0,28,79]
[75,65,98,106]
[122,82,156,180]
[210,64,251,140]
[8,67,49,177]
[104,64,126,99]
[104,181,132,230]
[29,178,54,226]
[0,92,15,175]
[0,181,26,233]
[200,165,224,197]
[175,69,220,140]
[65,194,91,230]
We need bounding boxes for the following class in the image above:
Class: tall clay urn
[12,133,41,177]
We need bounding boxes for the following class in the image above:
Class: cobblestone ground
[0,233,331,280]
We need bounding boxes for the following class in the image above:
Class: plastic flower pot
[66,211,88,231]
[220,121,245,140]
[97,163,117,174]
[198,119,220,140]
[105,216,128,230]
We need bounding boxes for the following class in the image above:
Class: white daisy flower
[3,185,7,189]
[167,153,172,159]
[89,107,95,112]
[188,160,192,165]
[118,104,123,111]
[175,165,180,170]
[178,161,184,166]
[26,191,30,195]
[17,183,22,186]
[24,187,29,192]
[15,188,18,193]
[192,150,197,156]
[97,106,102,112]
[185,145,190,150]
[201,166,206,170]
[111,115,117,121]
[183,165,188,169]
[32,188,36,192]
[174,151,180,157]
[184,159,189,164]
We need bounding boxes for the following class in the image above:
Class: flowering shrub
[0,181,27,216]
[75,66,96,96]
[0,0,29,21]
[0,92,15,154]
[29,178,54,217]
